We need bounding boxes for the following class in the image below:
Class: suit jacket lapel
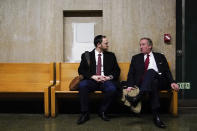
[140,53,144,63]
[103,51,107,73]
[90,49,96,74]
[139,53,145,70]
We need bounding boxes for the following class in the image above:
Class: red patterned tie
[96,54,101,75]
[144,54,150,72]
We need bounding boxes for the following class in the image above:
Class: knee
[78,80,89,91]
[105,85,116,94]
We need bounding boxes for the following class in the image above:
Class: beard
[100,46,108,51]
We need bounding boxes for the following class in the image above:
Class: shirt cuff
[109,75,113,80]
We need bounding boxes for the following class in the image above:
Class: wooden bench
[0,63,54,117]
[51,62,178,117]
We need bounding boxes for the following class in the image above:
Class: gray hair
[140,37,153,46]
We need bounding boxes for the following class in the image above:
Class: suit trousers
[78,79,117,112]
[139,69,170,110]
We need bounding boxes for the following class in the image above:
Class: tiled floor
[0,110,197,131]
[0,99,197,131]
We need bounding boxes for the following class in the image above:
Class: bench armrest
[51,83,60,117]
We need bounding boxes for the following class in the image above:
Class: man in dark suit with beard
[77,35,120,124]
[126,37,179,128]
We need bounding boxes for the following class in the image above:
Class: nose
[140,46,143,51]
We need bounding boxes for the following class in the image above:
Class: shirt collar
[144,51,153,57]
[95,49,103,56]
[149,51,153,57]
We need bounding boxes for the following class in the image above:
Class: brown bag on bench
[69,51,90,91]
[69,75,84,91]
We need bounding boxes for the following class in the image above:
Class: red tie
[144,54,150,72]
[96,54,101,75]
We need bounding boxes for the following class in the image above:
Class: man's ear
[149,45,152,50]
[97,43,101,47]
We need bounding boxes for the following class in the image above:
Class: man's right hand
[126,87,135,91]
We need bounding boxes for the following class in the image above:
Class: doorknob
[176,49,183,56]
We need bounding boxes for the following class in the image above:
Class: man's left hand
[171,83,179,92]
[101,76,111,82]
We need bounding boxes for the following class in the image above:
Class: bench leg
[44,87,50,117]
[170,90,178,116]
[51,86,57,117]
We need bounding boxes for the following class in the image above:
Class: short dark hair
[94,35,106,47]
[140,37,153,46]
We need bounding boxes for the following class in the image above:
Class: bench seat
[0,63,54,117]
[51,62,178,117]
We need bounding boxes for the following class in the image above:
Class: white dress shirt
[95,50,104,76]
[144,51,159,73]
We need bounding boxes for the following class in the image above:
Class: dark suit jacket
[78,49,120,81]
[127,52,175,87]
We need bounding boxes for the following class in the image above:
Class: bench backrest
[0,63,54,92]
[56,63,130,91]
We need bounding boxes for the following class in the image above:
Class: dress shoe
[125,94,142,107]
[77,112,90,125]
[98,112,110,121]
[153,115,166,128]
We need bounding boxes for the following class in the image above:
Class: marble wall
[0,0,176,76]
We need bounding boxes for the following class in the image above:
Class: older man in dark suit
[77,35,120,124]
[126,37,179,128]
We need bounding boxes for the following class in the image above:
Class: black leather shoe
[153,116,166,128]
[77,113,90,125]
[98,112,110,121]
